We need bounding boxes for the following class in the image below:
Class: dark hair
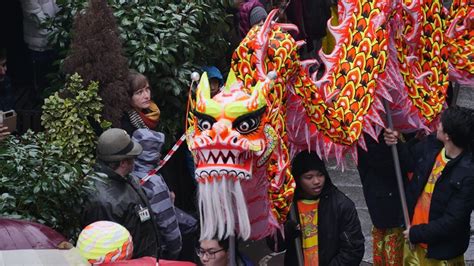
[217,238,230,251]
[100,160,120,170]
[98,159,133,171]
[440,106,474,151]
[127,69,149,98]
[196,235,231,251]
[291,150,329,179]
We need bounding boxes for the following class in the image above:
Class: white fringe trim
[198,177,251,240]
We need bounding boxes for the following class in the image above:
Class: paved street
[240,86,474,265]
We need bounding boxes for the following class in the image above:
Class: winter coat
[132,169,182,259]
[20,0,59,51]
[285,0,336,50]
[400,134,474,260]
[131,130,182,259]
[81,162,160,259]
[357,133,405,228]
[268,177,365,265]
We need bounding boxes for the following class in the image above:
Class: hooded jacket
[131,129,182,259]
[268,176,365,265]
[81,162,160,259]
[238,0,265,37]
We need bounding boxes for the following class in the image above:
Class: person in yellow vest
[384,106,474,265]
[268,151,364,265]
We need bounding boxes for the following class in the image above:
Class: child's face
[299,170,326,198]
[210,78,220,98]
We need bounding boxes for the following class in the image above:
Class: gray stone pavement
[240,86,474,265]
[457,85,474,110]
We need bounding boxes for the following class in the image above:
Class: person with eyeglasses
[196,237,254,266]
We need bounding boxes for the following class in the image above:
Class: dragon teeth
[197,149,242,164]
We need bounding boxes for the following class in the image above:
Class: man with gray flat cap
[81,128,160,259]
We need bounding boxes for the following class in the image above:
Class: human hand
[0,124,10,142]
[384,128,400,145]
[403,228,410,240]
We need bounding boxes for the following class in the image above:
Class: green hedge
[46,0,234,145]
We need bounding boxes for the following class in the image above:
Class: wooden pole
[383,100,414,249]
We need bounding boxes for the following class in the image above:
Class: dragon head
[191,69,273,183]
[187,69,284,240]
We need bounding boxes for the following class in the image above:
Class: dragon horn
[196,72,211,101]
[224,69,238,93]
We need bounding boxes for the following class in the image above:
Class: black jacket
[401,135,474,260]
[268,178,364,265]
[357,133,404,228]
[81,163,160,259]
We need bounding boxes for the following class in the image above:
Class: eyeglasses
[196,248,225,259]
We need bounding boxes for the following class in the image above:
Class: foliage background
[47,0,235,146]
[41,74,110,165]
[1,74,109,239]
[61,0,131,127]
[0,0,238,241]
[0,132,93,239]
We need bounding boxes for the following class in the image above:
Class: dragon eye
[232,107,266,135]
[199,119,214,131]
[235,117,260,134]
[195,112,217,131]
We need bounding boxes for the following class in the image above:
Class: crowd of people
[75,103,473,265]
[0,0,473,265]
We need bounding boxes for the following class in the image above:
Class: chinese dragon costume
[186,0,473,240]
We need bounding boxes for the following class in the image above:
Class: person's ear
[119,159,127,168]
[119,159,133,169]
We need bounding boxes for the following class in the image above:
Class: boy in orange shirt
[268,151,364,265]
